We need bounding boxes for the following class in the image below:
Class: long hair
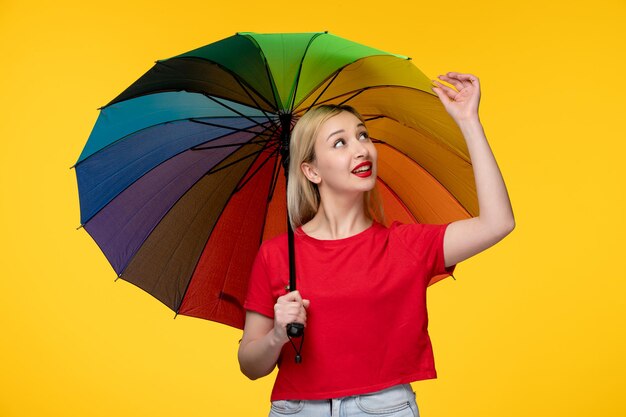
[287,104,384,229]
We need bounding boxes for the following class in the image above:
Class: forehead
[316,111,364,138]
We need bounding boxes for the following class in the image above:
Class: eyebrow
[326,123,366,141]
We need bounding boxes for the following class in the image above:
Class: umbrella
[75,32,475,330]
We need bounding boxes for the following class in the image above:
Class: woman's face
[302,111,378,197]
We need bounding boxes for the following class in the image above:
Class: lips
[351,161,373,178]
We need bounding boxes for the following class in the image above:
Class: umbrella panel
[294,55,431,112]
[179,144,279,328]
[84,123,274,274]
[376,144,469,224]
[108,57,276,112]
[117,134,273,313]
[78,117,272,224]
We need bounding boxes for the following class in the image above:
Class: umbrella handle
[286,322,304,338]
[286,323,305,364]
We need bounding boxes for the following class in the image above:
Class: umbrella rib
[175,138,277,316]
[367,114,470,162]
[251,147,283,252]
[207,148,270,176]
[365,115,386,123]
[292,86,368,116]
[300,70,342,114]
[233,146,280,193]
[142,178,227,310]
[375,176,419,224]
[191,138,272,151]
[337,89,366,106]
[113,128,277,280]
[203,140,277,321]
[239,33,283,111]
[189,118,277,140]
[374,140,472,218]
[294,85,432,116]
[267,144,282,205]
[121,57,280,113]
[204,151,272,323]
[179,56,279,111]
[79,120,277,226]
[292,55,409,111]
[233,76,277,124]
[295,86,367,113]
[103,58,268,110]
[152,137,277,315]
[203,94,273,129]
[292,87,470,161]
[288,32,326,113]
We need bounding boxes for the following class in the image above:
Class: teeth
[353,165,370,173]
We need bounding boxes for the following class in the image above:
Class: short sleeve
[391,221,456,280]
[243,245,275,318]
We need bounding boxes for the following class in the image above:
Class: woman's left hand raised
[432,72,481,123]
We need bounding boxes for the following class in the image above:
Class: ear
[301,162,321,184]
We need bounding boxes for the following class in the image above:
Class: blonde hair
[287,105,385,229]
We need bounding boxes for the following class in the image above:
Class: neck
[302,191,372,240]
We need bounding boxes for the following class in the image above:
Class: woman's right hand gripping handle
[238,291,310,380]
[274,290,310,343]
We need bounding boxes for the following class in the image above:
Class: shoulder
[387,220,425,234]
[258,231,289,254]
[387,220,449,244]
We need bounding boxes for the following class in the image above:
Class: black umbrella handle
[286,221,305,339]
[287,322,304,337]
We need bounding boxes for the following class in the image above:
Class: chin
[358,179,377,192]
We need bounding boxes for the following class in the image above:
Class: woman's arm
[238,291,310,380]
[432,72,515,267]
[238,311,284,380]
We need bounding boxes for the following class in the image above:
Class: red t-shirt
[243,221,456,401]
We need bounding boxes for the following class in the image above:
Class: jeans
[269,384,419,417]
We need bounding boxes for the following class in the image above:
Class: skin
[299,111,378,240]
[238,72,515,380]
[432,73,515,267]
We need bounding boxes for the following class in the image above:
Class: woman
[238,72,515,416]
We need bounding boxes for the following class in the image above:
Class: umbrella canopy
[75,32,475,329]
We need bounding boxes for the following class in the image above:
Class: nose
[353,138,369,159]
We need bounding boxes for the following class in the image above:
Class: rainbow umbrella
[75,32,475,330]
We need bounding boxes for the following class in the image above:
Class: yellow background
[1,0,625,416]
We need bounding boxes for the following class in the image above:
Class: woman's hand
[238,291,310,380]
[433,71,515,269]
[273,290,310,344]
[432,72,481,123]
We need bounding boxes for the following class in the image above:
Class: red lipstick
[351,161,372,178]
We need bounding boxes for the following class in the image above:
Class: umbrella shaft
[279,113,292,171]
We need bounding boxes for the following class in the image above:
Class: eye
[333,139,345,148]
[358,131,370,140]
